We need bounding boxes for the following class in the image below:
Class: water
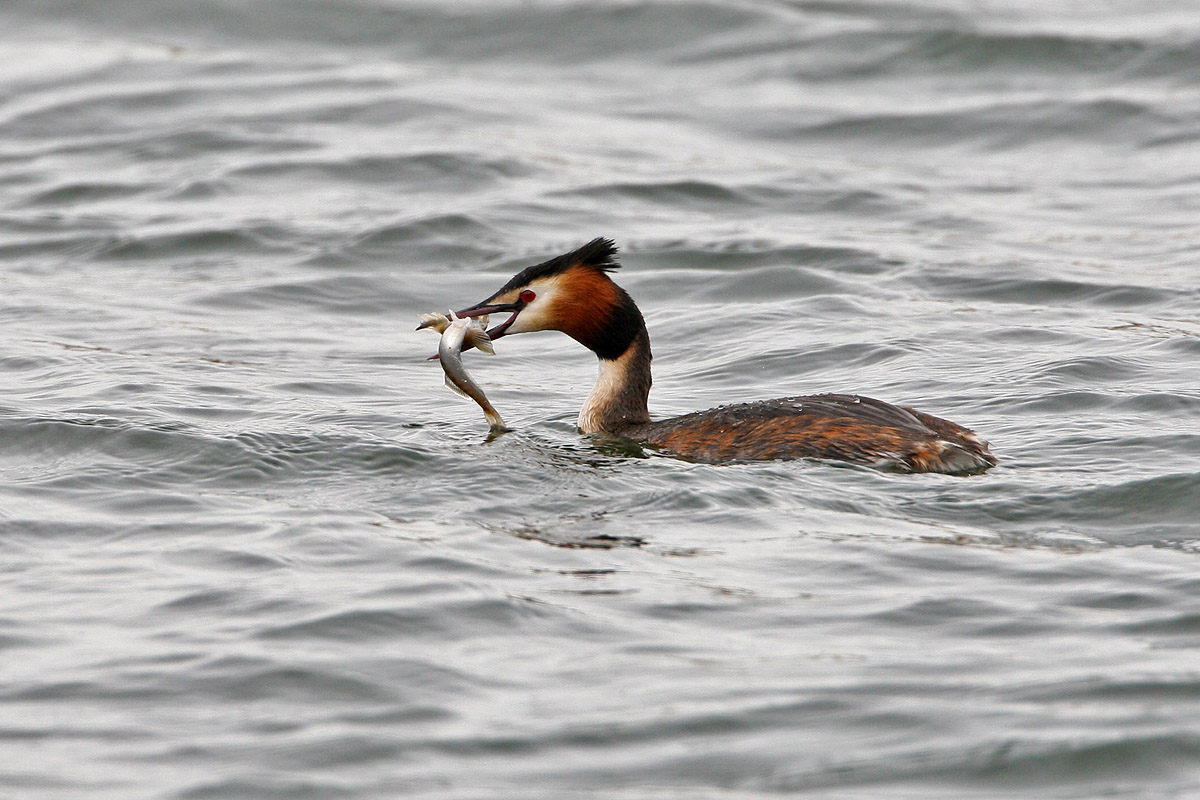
[3,1,1200,797]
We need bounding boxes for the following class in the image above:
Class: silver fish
[418,311,507,433]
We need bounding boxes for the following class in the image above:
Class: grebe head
[455,237,644,359]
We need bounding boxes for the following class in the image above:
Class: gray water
[3,1,1200,798]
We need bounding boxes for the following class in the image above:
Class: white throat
[578,355,628,434]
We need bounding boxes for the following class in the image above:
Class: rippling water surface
[3,1,1200,798]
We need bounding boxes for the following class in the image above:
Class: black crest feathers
[562,237,620,273]
[491,238,620,296]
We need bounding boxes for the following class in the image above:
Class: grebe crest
[453,238,996,475]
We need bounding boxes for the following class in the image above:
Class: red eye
[519,289,536,303]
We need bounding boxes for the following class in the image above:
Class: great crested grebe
[452,238,996,474]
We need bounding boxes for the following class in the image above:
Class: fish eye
[519,289,536,303]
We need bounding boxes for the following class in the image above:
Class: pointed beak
[416,297,522,361]
[455,300,521,342]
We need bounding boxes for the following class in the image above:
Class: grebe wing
[629,393,995,473]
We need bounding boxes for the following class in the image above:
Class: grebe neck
[578,329,652,434]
